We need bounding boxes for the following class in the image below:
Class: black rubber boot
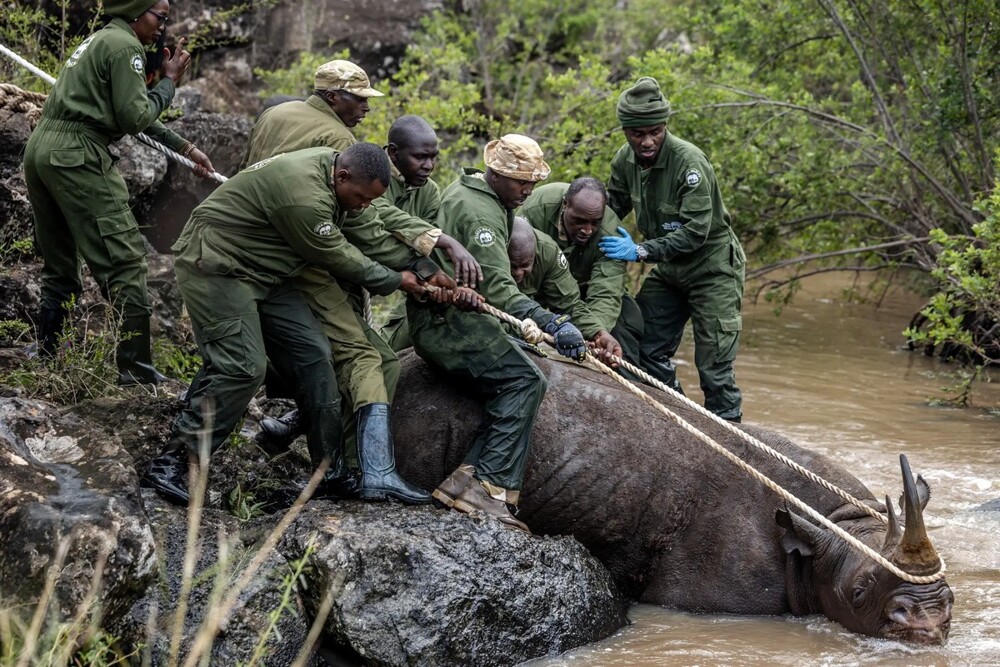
[257,409,303,455]
[36,306,67,357]
[357,403,432,504]
[313,467,362,501]
[117,315,168,386]
[142,444,195,505]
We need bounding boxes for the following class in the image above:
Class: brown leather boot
[452,479,530,534]
[432,464,475,507]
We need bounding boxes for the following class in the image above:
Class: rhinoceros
[388,351,953,644]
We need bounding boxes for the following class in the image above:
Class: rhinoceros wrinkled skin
[388,351,953,644]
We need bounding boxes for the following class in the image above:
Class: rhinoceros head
[775,454,953,644]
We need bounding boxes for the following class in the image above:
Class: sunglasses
[144,9,170,25]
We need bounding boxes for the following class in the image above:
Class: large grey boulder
[0,397,157,622]
[283,502,629,666]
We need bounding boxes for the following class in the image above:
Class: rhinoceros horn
[893,454,941,576]
[882,494,902,550]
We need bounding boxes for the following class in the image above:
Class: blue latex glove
[598,226,638,261]
[543,314,587,361]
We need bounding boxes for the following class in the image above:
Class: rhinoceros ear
[897,474,931,513]
[776,508,825,557]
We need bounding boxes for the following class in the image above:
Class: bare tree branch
[747,236,932,280]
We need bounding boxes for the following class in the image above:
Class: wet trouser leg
[637,241,744,419]
[338,321,401,465]
[258,283,342,468]
[687,242,744,420]
[409,302,547,491]
[296,270,391,467]
[24,124,151,321]
[169,266,268,455]
[635,269,689,392]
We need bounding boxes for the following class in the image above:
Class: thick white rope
[464,294,945,584]
[0,42,227,184]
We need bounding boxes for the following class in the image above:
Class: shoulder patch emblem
[66,35,95,68]
[314,222,335,237]
[474,226,496,247]
[557,252,568,269]
[684,169,702,187]
[131,54,144,75]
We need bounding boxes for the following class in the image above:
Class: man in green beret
[601,76,745,422]
[23,0,214,385]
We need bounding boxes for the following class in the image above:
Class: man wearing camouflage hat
[600,76,745,422]
[240,59,382,168]
[404,134,592,533]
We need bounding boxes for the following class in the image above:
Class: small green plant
[0,319,31,346]
[0,238,35,265]
[254,49,351,98]
[0,299,124,404]
[152,338,201,383]
[227,481,268,522]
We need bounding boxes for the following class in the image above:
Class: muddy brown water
[528,275,1000,666]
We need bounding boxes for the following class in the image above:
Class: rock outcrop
[0,394,629,664]
[0,398,157,622]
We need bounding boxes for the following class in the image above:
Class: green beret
[104,0,160,21]
[616,76,671,128]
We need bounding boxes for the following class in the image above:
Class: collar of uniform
[108,17,137,38]
[460,166,506,206]
[622,131,673,170]
[556,203,572,244]
[307,94,348,128]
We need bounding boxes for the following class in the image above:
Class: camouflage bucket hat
[483,134,550,182]
[314,60,385,98]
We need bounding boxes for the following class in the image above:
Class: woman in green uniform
[23,0,214,384]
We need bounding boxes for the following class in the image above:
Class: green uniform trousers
[23,118,151,318]
[635,238,744,420]
[408,300,547,491]
[171,267,340,466]
[295,269,401,466]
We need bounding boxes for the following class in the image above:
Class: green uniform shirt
[240,95,355,169]
[607,132,734,262]
[519,182,626,332]
[519,229,603,338]
[373,169,442,255]
[438,169,555,326]
[239,98,431,271]
[172,148,400,295]
[42,18,185,150]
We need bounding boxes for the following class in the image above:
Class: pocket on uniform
[96,213,145,264]
[715,315,742,364]
[199,317,257,380]
[49,148,85,168]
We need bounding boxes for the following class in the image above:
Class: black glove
[543,314,586,361]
